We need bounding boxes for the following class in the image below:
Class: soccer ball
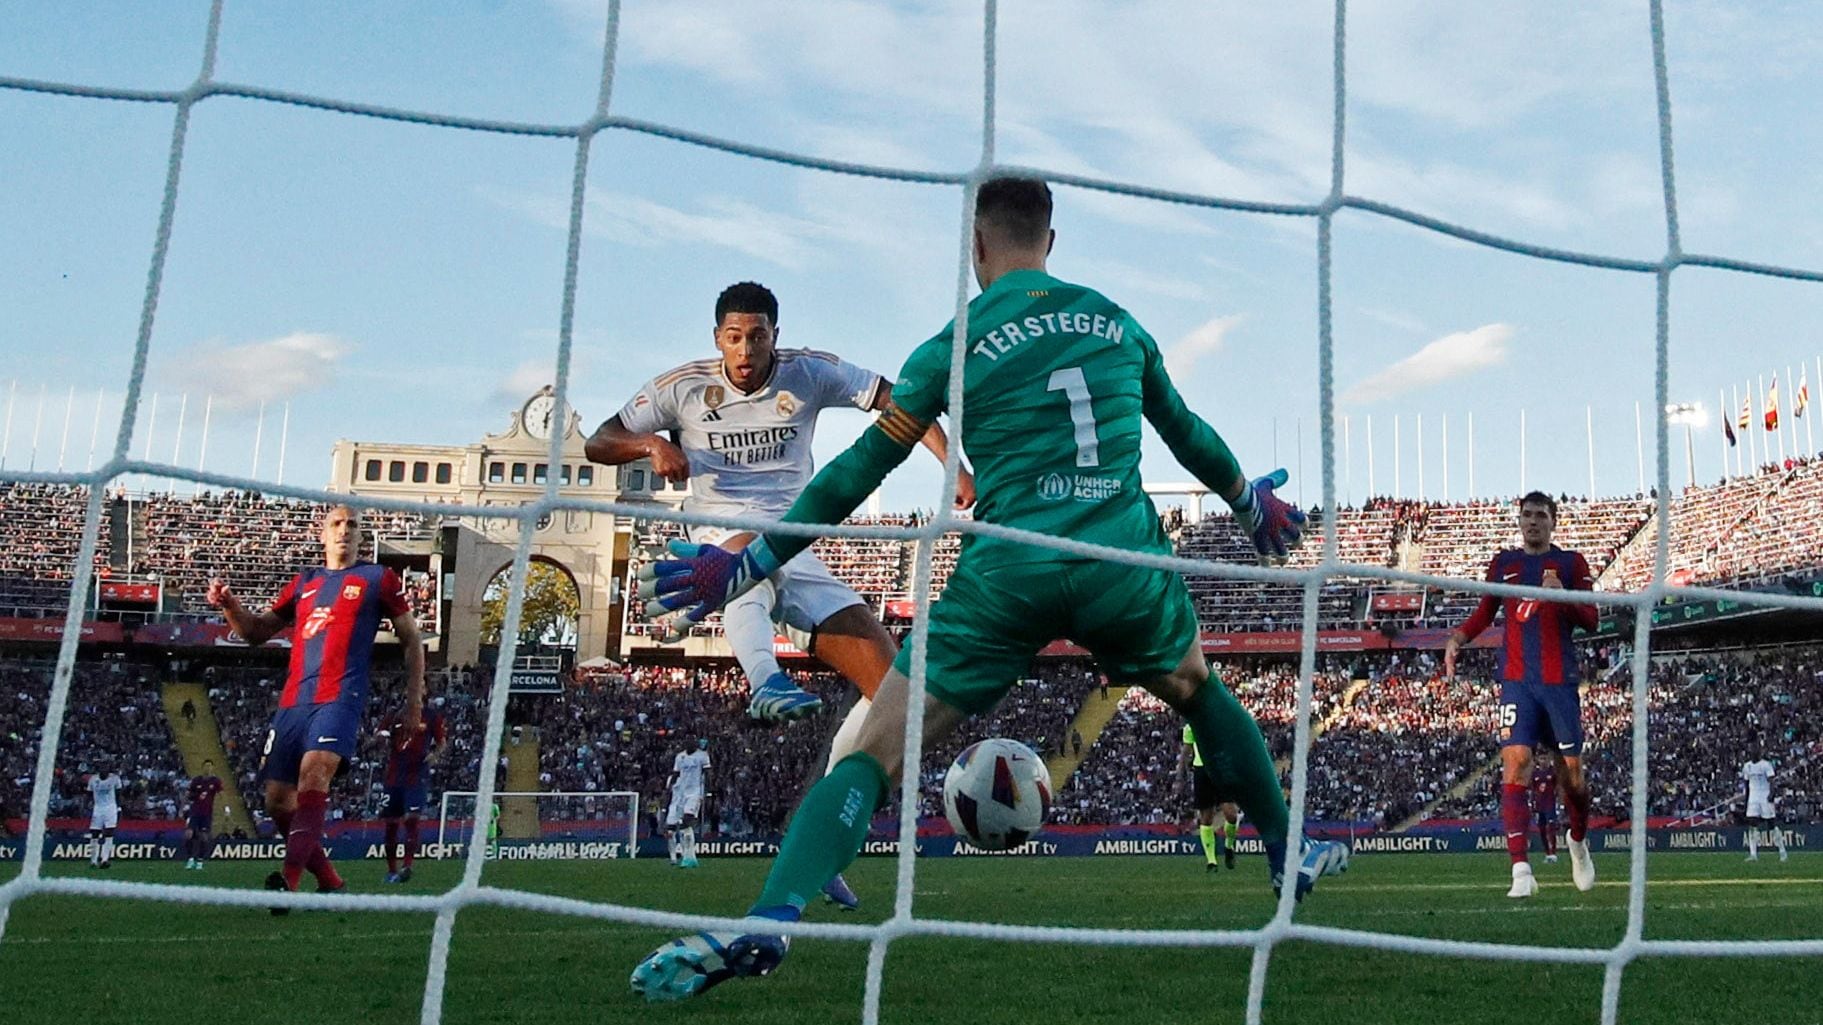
[942,738,1051,850]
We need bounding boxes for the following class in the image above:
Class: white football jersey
[1741,760,1774,802]
[671,749,712,794]
[618,349,884,525]
[88,773,122,815]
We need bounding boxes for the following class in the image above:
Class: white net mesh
[3,2,1822,1024]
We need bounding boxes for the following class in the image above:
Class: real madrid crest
[775,390,799,417]
[703,384,725,410]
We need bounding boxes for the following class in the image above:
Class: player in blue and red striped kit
[1532,758,1559,864]
[209,504,424,912]
[1445,491,1598,899]
[381,702,445,883]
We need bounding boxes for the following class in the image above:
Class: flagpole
[1787,364,1798,460]
[1801,357,1815,455]
[277,402,290,486]
[57,386,75,472]
[171,393,188,471]
[1297,417,1304,507]
[251,400,266,478]
[1774,375,1787,464]
[1634,401,1645,492]
[1750,375,1764,470]
[1416,412,1424,501]
[1717,388,1728,484]
[1441,413,1450,501]
[1520,408,1527,494]
[87,388,104,472]
[1343,414,1351,506]
[194,395,213,497]
[1367,413,1376,498]
[1394,413,1402,499]
[1731,383,1741,477]
[1586,405,1596,499]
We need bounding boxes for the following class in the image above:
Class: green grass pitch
[2,852,1818,1023]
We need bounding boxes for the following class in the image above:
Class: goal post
[436,790,640,858]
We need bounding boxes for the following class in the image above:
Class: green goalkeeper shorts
[893,558,1200,717]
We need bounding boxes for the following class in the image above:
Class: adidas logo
[702,409,723,422]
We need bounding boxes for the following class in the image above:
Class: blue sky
[3,1,1822,513]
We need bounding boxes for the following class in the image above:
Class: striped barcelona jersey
[1455,547,1597,685]
[1531,764,1556,812]
[384,709,446,789]
[617,349,884,526]
[268,562,410,709]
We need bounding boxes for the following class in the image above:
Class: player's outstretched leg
[723,590,822,722]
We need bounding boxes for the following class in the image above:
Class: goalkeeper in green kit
[630,176,1349,1002]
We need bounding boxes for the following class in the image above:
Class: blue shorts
[1498,681,1583,756]
[186,813,214,833]
[259,703,361,786]
[382,784,427,819]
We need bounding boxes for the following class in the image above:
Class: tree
[480,561,579,648]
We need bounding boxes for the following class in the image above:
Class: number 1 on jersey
[1047,366,1099,468]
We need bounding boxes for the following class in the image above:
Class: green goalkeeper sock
[1224,817,1240,847]
[1198,824,1218,864]
[1183,678,1289,846]
[751,752,890,917]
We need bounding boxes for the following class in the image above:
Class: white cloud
[1165,315,1243,380]
[1342,323,1514,405]
[175,332,352,412]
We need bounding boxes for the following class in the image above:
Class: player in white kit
[588,282,970,910]
[587,281,971,724]
[666,740,713,868]
[1740,753,1787,862]
[86,768,123,869]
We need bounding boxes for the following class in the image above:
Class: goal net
[3,3,1821,1025]
[435,790,640,860]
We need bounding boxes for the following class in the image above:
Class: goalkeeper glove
[637,538,782,640]
[1228,468,1306,561]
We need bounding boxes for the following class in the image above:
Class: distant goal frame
[435,790,641,858]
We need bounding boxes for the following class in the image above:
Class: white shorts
[690,524,866,644]
[666,790,704,826]
[1746,798,1776,820]
[89,809,119,831]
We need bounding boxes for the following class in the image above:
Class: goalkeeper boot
[1508,862,1538,899]
[1567,836,1596,892]
[822,874,860,911]
[747,673,823,722]
[1268,838,1348,902]
[631,921,790,1003]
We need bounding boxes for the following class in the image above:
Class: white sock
[723,587,785,691]
[827,697,872,773]
[667,831,678,863]
[1773,827,1788,855]
[1748,828,1759,856]
[89,832,100,865]
[100,836,115,863]
[682,827,695,860]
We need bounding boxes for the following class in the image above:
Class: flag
[1724,414,1737,447]
[1798,370,1810,418]
[1738,395,1752,431]
[1765,375,1780,431]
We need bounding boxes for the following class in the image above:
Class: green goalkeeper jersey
[890,269,1240,568]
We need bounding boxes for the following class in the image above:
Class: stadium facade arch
[328,386,684,666]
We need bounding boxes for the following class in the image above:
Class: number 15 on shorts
[1499,703,1517,741]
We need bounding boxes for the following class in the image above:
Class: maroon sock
[1565,785,1591,842]
[306,847,343,890]
[1501,784,1530,865]
[284,790,329,890]
[384,820,400,873]
[403,817,420,868]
